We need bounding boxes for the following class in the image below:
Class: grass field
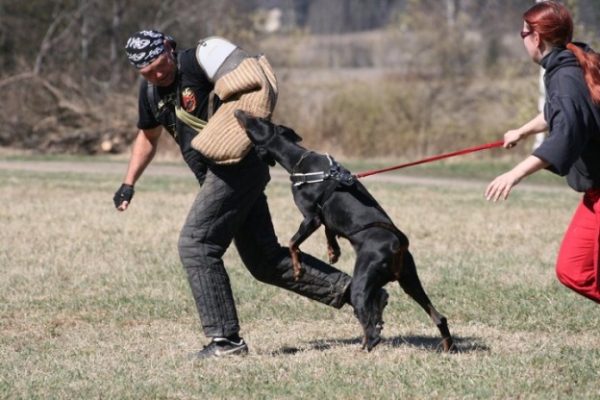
[1,158,599,399]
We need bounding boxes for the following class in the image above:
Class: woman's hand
[503,112,548,149]
[485,171,522,201]
[485,155,550,202]
[503,129,525,149]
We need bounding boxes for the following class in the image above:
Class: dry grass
[1,161,599,399]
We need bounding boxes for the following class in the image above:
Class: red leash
[354,140,505,179]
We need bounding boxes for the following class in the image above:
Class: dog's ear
[276,125,303,143]
[254,145,276,166]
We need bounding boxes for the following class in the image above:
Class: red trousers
[556,188,600,303]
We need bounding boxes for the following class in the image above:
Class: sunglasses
[520,30,534,39]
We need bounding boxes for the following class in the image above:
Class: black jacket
[532,42,600,192]
[136,48,218,185]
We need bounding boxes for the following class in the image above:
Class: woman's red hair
[524,1,600,105]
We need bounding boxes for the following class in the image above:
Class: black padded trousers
[178,151,352,338]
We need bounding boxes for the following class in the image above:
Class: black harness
[289,152,354,224]
[290,152,354,187]
[289,152,408,244]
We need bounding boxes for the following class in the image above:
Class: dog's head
[234,109,302,166]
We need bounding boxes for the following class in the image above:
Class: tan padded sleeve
[190,55,278,164]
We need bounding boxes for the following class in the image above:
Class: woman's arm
[503,112,548,148]
[485,155,550,201]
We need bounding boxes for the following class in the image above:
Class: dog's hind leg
[397,250,455,353]
[289,214,323,281]
[325,227,341,264]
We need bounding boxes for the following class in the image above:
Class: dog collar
[290,171,330,186]
[290,154,354,187]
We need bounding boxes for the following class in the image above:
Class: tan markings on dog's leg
[325,229,341,264]
[289,244,306,281]
[391,246,408,281]
[361,325,368,350]
[427,304,443,325]
[428,304,454,352]
[327,244,339,264]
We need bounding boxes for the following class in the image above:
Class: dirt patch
[0,159,571,194]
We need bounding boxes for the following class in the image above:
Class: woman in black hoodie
[486,1,600,303]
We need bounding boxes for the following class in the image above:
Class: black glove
[113,184,135,208]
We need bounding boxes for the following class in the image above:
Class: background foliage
[1,0,599,158]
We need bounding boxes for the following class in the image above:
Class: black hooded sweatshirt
[532,42,600,192]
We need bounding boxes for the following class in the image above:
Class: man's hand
[113,184,135,211]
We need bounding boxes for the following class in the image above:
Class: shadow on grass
[271,335,488,356]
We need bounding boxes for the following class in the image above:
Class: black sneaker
[373,288,389,331]
[189,337,249,360]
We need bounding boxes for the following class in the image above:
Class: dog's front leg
[289,214,322,281]
[325,227,341,264]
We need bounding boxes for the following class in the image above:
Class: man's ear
[276,125,302,143]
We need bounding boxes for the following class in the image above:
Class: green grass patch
[341,158,565,186]
[1,160,597,399]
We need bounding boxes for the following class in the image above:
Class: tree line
[0,0,598,155]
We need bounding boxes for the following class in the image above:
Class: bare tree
[446,0,459,29]
[33,1,88,76]
[110,0,125,87]
[81,0,89,89]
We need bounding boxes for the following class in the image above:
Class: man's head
[125,30,178,86]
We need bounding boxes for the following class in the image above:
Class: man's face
[139,43,176,86]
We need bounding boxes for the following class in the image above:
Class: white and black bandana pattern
[125,30,167,69]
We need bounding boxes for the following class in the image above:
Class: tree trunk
[34,5,64,76]
[81,0,89,90]
[110,0,124,88]
[447,0,458,29]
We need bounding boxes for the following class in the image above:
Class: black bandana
[125,30,176,69]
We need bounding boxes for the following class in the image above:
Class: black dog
[235,109,454,352]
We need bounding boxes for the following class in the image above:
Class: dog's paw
[442,338,457,354]
[364,335,382,352]
[294,265,306,281]
[327,247,341,264]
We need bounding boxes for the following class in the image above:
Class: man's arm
[123,126,162,185]
[114,126,162,211]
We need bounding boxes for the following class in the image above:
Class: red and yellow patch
[181,88,197,112]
